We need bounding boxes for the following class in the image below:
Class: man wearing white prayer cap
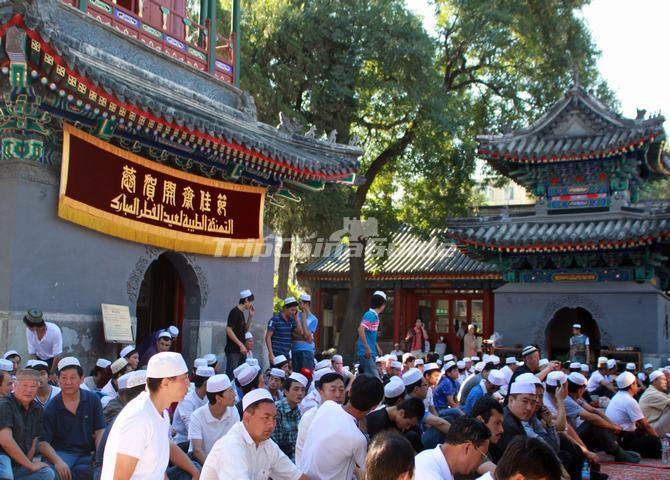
[0,362,13,397]
[271,372,307,460]
[267,367,286,401]
[233,364,263,417]
[383,376,406,405]
[189,374,239,465]
[356,290,387,378]
[243,331,255,360]
[640,370,670,436]
[569,323,590,364]
[402,369,451,441]
[118,345,139,370]
[497,381,542,453]
[101,352,198,480]
[273,354,291,374]
[266,297,306,370]
[586,357,617,399]
[293,293,318,373]
[201,389,308,480]
[462,369,505,415]
[83,358,111,391]
[172,365,215,449]
[3,350,21,374]
[224,288,255,378]
[102,370,135,423]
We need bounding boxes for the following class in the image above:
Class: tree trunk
[338,238,367,363]
[276,236,292,300]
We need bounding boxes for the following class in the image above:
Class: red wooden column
[393,286,402,343]
[483,288,494,338]
[314,288,322,350]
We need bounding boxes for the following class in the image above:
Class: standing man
[293,294,317,373]
[463,325,478,358]
[0,369,55,480]
[569,324,590,364]
[357,291,387,378]
[266,297,304,367]
[39,358,105,480]
[101,352,199,480]
[24,309,62,377]
[225,289,255,378]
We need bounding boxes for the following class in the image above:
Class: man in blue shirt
[292,294,318,372]
[39,357,105,480]
[357,291,387,378]
[265,297,304,366]
[463,369,505,415]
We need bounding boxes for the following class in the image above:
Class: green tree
[233,0,613,359]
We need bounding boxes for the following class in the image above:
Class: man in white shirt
[587,358,616,399]
[414,416,491,480]
[24,309,62,376]
[189,374,239,465]
[201,389,307,480]
[605,372,661,458]
[300,374,384,480]
[173,366,215,449]
[101,352,200,480]
[640,370,670,435]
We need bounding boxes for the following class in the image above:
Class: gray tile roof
[298,226,499,279]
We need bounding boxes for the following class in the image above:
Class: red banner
[58,124,265,256]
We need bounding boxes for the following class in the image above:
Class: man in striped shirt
[265,297,304,366]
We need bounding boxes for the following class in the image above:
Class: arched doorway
[135,252,201,358]
[545,307,600,361]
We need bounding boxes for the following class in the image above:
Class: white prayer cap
[568,372,587,386]
[273,355,288,366]
[110,358,128,374]
[240,289,253,299]
[521,346,538,357]
[644,363,653,370]
[650,370,665,384]
[242,388,273,411]
[502,368,513,384]
[401,368,422,386]
[538,358,549,367]
[372,290,387,300]
[626,363,636,371]
[233,363,247,378]
[471,356,480,361]
[424,362,440,373]
[245,332,253,340]
[607,359,617,370]
[194,358,207,368]
[415,359,424,366]
[289,372,308,388]
[283,296,298,308]
[444,354,455,362]
[246,358,259,367]
[204,354,217,366]
[195,366,215,378]
[158,331,172,340]
[0,359,13,372]
[597,356,608,366]
[444,361,457,371]
[58,357,81,372]
[510,381,537,395]
[390,361,402,369]
[311,367,331,382]
[487,369,505,386]
[236,364,261,387]
[117,371,133,390]
[457,360,466,369]
[299,293,311,302]
[572,323,581,329]
[96,358,112,369]
[3,350,19,359]
[402,353,413,362]
[26,360,48,368]
[384,377,405,398]
[506,357,517,365]
[491,355,501,365]
[436,360,443,366]
[475,361,485,373]
[482,354,492,364]
[127,370,147,389]
[119,345,135,358]
[516,373,541,385]
[270,368,286,378]
[147,352,188,379]
[318,355,334,370]
[616,372,636,389]
[332,355,343,363]
[168,326,179,337]
[580,364,589,373]
[376,357,384,364]
[546,371,568,387]
[206,374,232,393]
[569,362,581,370]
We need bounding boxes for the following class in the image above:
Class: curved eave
[2,14,358,183]
[296,271,502,282]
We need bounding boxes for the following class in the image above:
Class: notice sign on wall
[58,124,266,256]
[101,303,134,344]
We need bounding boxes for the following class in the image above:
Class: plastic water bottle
[663,434,670,464]
[581,461,590,479]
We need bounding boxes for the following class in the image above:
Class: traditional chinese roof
[298,226,500,281]
[446,203,670,255]
[0,0,360,193]
[477,84,668,182]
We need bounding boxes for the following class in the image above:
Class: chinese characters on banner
[58,124,266,257]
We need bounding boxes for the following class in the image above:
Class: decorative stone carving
[126,245,162,304]
[183,253,208,307]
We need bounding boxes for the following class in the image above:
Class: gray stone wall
[493,281,670,365]
[0,159,273,372]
